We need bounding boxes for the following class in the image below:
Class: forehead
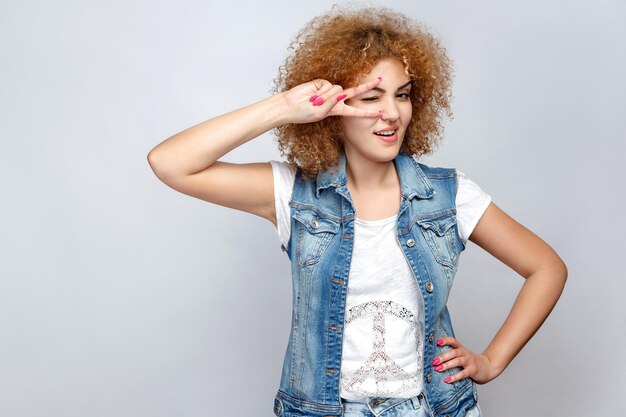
[354,58,411,84]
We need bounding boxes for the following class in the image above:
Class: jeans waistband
[341,393,426,416]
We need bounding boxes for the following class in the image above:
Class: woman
[147,6,567,417]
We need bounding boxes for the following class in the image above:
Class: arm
[433,201,568,384]
[146,78,382,224]
[147,93,291,224]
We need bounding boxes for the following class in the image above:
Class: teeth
[375,130,395,136]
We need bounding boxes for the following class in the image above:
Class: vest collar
[315,150,435,200]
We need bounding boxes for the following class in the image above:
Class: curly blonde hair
[271,5,454,180]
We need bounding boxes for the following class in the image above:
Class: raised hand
[280,77,383,124]
[432,337,500,385]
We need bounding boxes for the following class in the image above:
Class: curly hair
[271,5,454,180]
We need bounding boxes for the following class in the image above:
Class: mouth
[373,127,399,143]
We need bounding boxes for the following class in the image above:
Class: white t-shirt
[269,159,492,401]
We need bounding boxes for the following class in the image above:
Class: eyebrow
[369,80,412,94]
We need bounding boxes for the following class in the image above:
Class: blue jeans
[341,394,483,417]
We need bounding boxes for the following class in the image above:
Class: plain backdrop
[1,0,625,416]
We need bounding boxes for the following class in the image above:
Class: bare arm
[434,201,568,383]
[146,78,383,223]
[147,93,289,179]
[147,93,290,224]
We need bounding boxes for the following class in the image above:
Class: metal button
[406,238,415,247]
[311,219,319,228]
[274,399,282,415]
[429,332,435,342]
[426,372,432,383]
[425,281,434,293]
[370,398,386,407]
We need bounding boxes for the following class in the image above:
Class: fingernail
[444,377,452,383]
[432,358,440,366]
[313,97,325,106]
[336,94,347,101]
[437,339,444,346]
[309,95,319,102]
[377,76,382,81]
[435,365,444,372]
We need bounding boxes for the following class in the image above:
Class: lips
[373,125,399,136]
[374,129,399,143]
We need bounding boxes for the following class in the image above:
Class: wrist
[267,91,292,127]
[480,352,506,379]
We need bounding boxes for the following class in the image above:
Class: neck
[344,149,399,193]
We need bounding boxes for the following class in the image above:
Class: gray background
[1,0,624,416]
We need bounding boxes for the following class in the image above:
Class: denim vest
[273,150,479,417]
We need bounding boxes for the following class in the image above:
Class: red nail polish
[336,94,347,101]
[309,95,319,102]
[444,377,452,383]
[377,76,382,81]
[432,358,440,366]
[313,97,325,106]
[435,365,444,371]
[437,339,444,346]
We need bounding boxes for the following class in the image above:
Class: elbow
[554,252,568,284]
[147,149,159,170]
[560,260,568,286]
[147,149,171,180]
[548,249,568,287]
[552,258,568,296]
[147,150,161,177]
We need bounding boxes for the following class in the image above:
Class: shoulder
[409,155,456,178]
[269,160,298,186]
[269,160,297,176]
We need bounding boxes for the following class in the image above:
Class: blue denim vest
[273,150,479,417]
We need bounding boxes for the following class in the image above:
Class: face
[340,58,412,164]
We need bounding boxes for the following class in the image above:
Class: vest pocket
[415,212,459,269]
[293,208,340,267]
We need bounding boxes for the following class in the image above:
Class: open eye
[397,92,410,100]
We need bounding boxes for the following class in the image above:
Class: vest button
[406,238,415,247]
[311,219,319,228]
[429,332,435,342]
[425,281,434,293]
[426,372,432,383]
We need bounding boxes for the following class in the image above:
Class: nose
[379,97,400,121]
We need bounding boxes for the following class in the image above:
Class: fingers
[443,368,471,384]
[433,336,469,383]
[308,80,336,105]
[433,346,464,369]
[433,338,496,385]
[437,336,460,348]
[310,76,381,104]
[311,84,344,107]
[344,77,382,99]
[336,105,382,118]
[308,77,384,118]
[333,76,384,118]
[311,85,379,118]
